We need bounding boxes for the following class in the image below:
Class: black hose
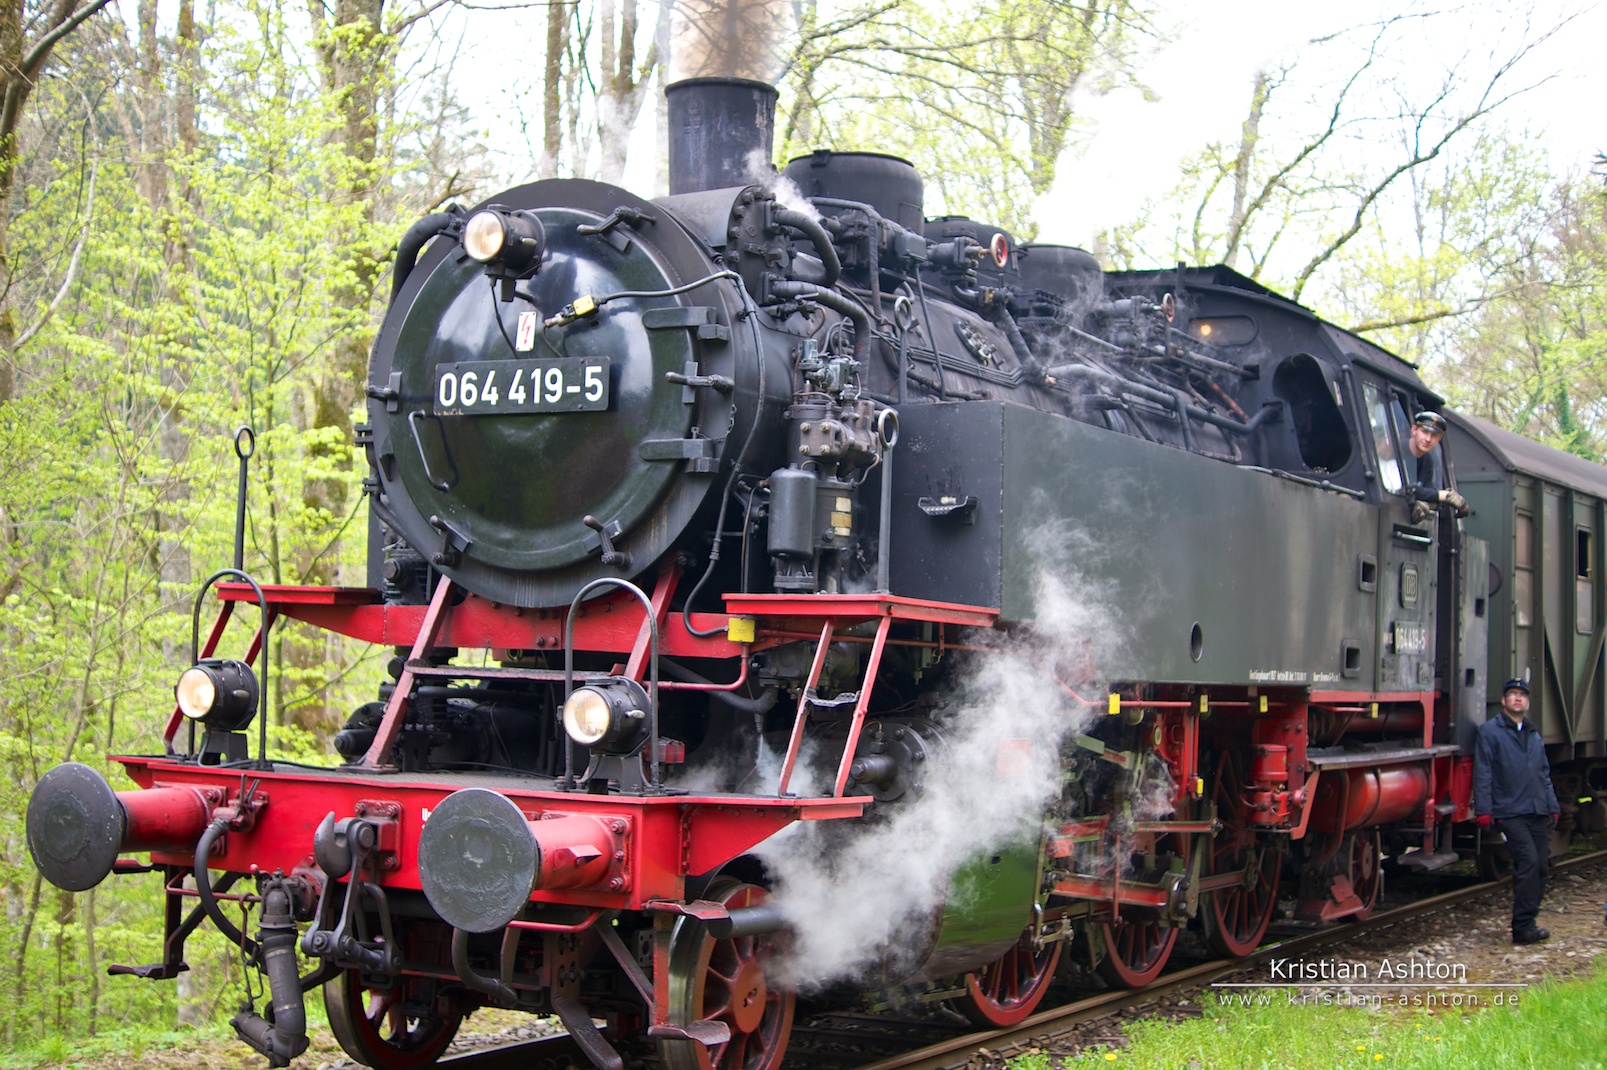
[196,818,258,957]
[770,280,871,361]
[773,208,841,289]
[391,210,461,301]
[451,928,518,1007]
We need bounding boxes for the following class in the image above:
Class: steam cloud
[756,551,1128,988]
[670,0,794,84]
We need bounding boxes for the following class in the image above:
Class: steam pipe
[230,879,309,1067]
[807,196,889,308]
[706,903,788,939]
[660,658,778,714]
[773,207,841,288]
[1045,361,1280,435]
[993,306,1048,383]
[770,280,871,360]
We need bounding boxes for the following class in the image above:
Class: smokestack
[665,77,778,195]
[663,0,790,194]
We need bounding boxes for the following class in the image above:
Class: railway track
[428,850,1607,1070]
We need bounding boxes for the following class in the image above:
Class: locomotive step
[1393,850,1461,872]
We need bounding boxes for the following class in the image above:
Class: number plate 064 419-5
[434,358,610,415]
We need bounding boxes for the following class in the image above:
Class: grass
[1024,959,1607,1070]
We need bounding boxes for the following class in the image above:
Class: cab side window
[1363,382,1404,493]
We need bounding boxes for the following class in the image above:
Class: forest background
[0,0,1601,1048]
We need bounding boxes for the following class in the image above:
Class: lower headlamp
[561,679,650,753]
[175,658,259,731]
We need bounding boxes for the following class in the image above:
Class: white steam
[745,150,821,221]
[756,558,1126,988]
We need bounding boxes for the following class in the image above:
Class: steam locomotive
[25,76,1607,1070]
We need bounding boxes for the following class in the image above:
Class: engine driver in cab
[1407,410,1469,520]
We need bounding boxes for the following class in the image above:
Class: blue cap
[1502,678,1529,694]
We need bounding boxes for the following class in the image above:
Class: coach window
[1514,511,1534,628]
[1363,382,1404,493]
[1578,527,1595,634]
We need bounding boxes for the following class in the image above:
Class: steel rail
[853,849,1607,1070]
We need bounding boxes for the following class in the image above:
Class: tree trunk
[543,0,570,177]
[0,0,116,403]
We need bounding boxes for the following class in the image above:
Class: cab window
[1363,382,1404,493]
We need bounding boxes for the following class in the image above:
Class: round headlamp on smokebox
[561,678,651,753]
[462,208,546,274]
[175,658,259,731]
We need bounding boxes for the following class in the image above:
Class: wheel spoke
[659,880,794,1070]
[953,925,1061,1027]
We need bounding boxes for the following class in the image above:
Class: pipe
[993,306,1048,383]
[391,211,459,301]
[660,658,779,714]
[195,818,258,956]
[1044,361,1281,435]
[706,903,788,939]
[773,207,841,289]
[770,280,871,361]
[230,879,309,1067]
[451,928,518,1007]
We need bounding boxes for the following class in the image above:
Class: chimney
[665,77,778,196]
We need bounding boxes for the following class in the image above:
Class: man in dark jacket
[1474,678,1561,943]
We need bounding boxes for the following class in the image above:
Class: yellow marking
[1370,703,1380,718]
[572,294,598,317]
[1259,695,1269,713]
[1199,694,1210,713]
[1108,693,1121,716]
[726,617,756,644]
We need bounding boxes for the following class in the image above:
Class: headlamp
[175,658,258,731]
[463,211,507,262]
[561,679,650,754]
[461,207,546,276]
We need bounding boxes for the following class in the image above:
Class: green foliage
[1045,962,1607,1069]
[0,0,406,1045]
[776,0,1154,237]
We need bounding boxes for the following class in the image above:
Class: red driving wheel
[324,968,462,1070]
[954,925,1061,1027]
[1202,752,1282,957]
[659,879,795,1070]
